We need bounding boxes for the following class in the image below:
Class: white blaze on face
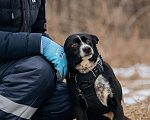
[77,35,94,58]
[75,35,95,73]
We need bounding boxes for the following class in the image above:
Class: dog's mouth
[85,52,93,56]
[82,52,93,59]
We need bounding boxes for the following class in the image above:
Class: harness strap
[91,59,103,78]
[68,56,110,113]
[81,84,109,113]
[68,57,103,81]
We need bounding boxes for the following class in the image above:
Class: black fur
[64,33,130,120]
[64,33,99,73]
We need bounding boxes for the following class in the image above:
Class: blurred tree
[46,0,150,39]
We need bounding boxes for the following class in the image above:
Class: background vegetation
[45,0,150,68]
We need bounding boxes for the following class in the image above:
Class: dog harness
[68,56,110,113]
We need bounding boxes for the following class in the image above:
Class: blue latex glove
[42,36,67,81]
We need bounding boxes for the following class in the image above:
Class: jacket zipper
[10,0,15,20]
[20,0,24,32]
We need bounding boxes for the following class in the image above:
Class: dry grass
[124,96,150,120]
[96,33,150,68]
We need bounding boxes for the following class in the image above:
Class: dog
[64,33,129,120]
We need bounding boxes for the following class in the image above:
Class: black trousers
[0,55,75,120]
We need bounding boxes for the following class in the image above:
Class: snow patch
[134,89,150,96]
[124,96,146,105]
[124,89,150,105]
[113,64,150,79]
[113,64,150,105]
[113,67,135,78]
[136,64,150,79]
[134,79,150,85]
[122,87,130,95]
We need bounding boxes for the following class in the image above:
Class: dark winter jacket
[0,0,47,61]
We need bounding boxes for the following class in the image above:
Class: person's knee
[0,56,57,116]
[22,55,56,91]
[32,56,56,87]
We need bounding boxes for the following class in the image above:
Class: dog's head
[64,33,99,73]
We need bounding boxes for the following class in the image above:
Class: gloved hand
[41,36,67,81]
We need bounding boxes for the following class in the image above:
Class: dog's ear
[90,34,99,44]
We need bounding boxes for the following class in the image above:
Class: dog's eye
[72,43,78,47]
[86,39,91,44]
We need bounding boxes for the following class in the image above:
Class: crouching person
[0,0,75,120]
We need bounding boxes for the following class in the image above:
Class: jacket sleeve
[0,31,41,61]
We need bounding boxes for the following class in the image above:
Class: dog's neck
[75,57,100,74]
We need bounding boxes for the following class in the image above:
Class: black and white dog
[64,33,129,120]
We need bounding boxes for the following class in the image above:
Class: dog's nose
[82,47,91,54]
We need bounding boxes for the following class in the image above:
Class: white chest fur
[94,75,113,106]
[75,57,100,73]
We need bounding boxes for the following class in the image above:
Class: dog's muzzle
[82,46,92,56]
[80,45,94,58]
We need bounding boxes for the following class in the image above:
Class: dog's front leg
[107,97,125,120]
[74,96,88,120]
[75,108,88,120]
